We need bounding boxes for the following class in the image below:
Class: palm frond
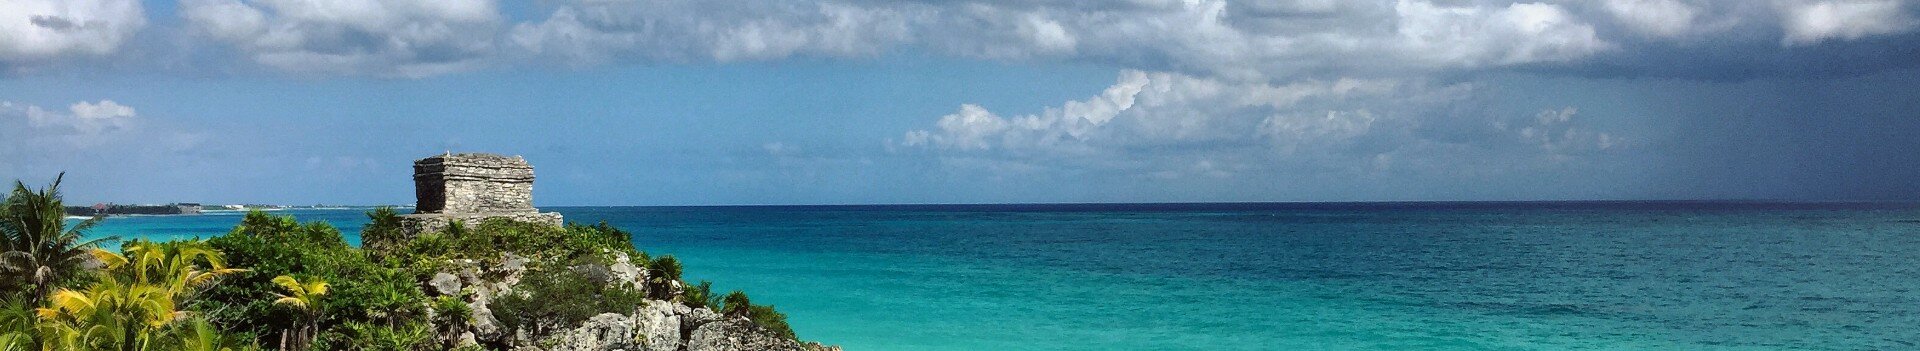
[304,281,328,296]
[88,248,127,269]
[270,275,303,295]
[272,296,307,309]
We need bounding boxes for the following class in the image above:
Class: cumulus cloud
[1,99,143,170]
[2,0,1907,81]
[179,0,503,77]
[1602,0,1704,38]
[9,100,138,137]
[1779,0,1918,45]
[1500,107,1618,157]
[894,69,1622,181]
[503,0,1614,80]
[491,0,1920,82]
[0,0,145,69]
[899,70,1402,156]
[507,0,910,65]
[1391,1,1610,68]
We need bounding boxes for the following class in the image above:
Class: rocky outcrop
[535,301,841,351]
[536,313,639,351]
[393,152,832,351]
[688,319,819,351]
[426,253,533,346]
[424,251,831,351]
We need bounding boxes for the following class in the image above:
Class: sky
[1,0,1918,206]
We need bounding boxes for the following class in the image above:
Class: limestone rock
[609,254,647,293]
[633,301,685,351]
[543,313,637,351]
[687,319,808,351]
[430,272,463,295]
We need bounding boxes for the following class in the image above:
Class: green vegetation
[12,239,253,351]
[718,290,795,339]
[1,173,116,305]
[487,266,647,343]
[0,175,804,350]
[195,211,431,351]
[679,280,721,310]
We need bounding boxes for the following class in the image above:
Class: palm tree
[720,290,751,318]
[270,275,327,351]
[0,173,117,304]
[646,255,683,300]
[0,299,33,351]
[33,240,246,351]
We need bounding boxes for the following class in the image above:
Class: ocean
[83,203,1920,350]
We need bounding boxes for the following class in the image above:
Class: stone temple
[401,153,562,234]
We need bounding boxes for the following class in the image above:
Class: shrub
[645,255,683,300]
[488,265,647,344]
[313,321,434,351]
[716,290,796,340]
[197,211,429,351]
[748,305,796,340]
[359,207,408,256]
[720,290,751,317]
[679,280,721,310]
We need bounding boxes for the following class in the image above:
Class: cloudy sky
[2,0,1917,205]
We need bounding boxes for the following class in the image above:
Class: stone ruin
[401,153,562,234]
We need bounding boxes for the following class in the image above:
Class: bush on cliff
[680,280,721,310]
[375,215,641,275]
[719,290,796,340]
[487,264,647,344]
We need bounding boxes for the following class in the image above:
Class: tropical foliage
[194,211,431,351]
[1,175,803,351]
[716,290,795,339]
[24,240,252,351]
[270,275,328,351]
[486,265,647,344]
[0,173,116,305]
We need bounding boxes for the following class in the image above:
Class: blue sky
[2,0,1918,205]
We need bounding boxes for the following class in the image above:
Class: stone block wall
[400,152,563,238]
[399,212,564,235]
[415,153,537,214]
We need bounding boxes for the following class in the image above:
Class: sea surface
[83,203,1920,350]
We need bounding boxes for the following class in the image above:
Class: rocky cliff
[423,251,836,351]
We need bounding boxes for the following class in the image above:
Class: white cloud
[896,69,1628,180]
[1500,107,1618,157]
[0,0,145,67]
[1391,1,1611,67]
[504,0,1612,81]
[895,69,1424,180]
[1,99,204,173]
[180,0,503,77]
[1780,0,1918,45]
[14,100,137,135]
[1604,0,1703,38]
[508,0,910,65]
[0,0,1914,80]
[899,70,1402,155]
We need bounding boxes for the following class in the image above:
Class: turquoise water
[85,203,1920,350]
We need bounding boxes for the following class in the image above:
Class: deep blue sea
[83,203,1920,350]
